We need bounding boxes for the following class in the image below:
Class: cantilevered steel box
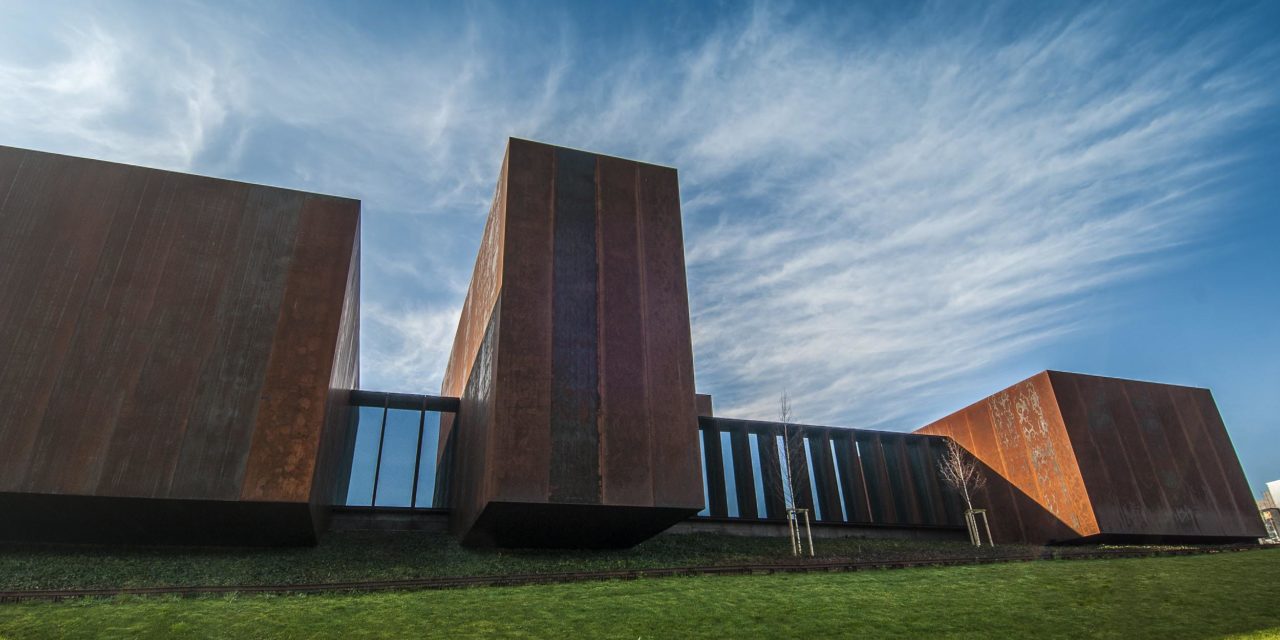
[0,146,360,545]
[439,139,703,547]
[915,371,1265,544]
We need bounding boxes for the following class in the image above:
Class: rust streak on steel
[0,145,360,546]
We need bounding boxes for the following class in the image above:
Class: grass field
[0,531,1065,591]
[0,548,1275,639]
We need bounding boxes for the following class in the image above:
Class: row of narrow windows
[344,406,444,508]
[340,405,959,528]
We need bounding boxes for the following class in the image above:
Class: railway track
[0,543,1271,603]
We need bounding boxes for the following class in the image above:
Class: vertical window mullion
[409,410,426,509]
[370,403,390,507]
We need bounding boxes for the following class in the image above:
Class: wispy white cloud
[361,302,461,394]
[0,2,1273,418]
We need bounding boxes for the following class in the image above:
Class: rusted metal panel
[1191,388,1265,536]
[28,165,182,497]
[1146,383,1224,537]
[548,147,601,504]
[442,140,701,547]
[695,393,714,417]
[2,151,132,490]
[1031,373,1099,536]
[448,298,501,540]
[1167,386,1239,536]
[241,196,360,503]
[960,400,1027,542]
[1124,380,1197,535]
[856,432,893,523]
[101,174,259,499]
[0,145,360,545]
[636,162,702,510]
[492,140,552,505]
[907,436,943,525]
[924,438,964,526]
[833,433,872,523]
[884,434,924,525]
[170,185,301,500]
[597,156,652,506]
[917,370,1261,543]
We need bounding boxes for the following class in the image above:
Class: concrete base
[463,502,699,549]
[668,517,968,542]
[329,507,450,533]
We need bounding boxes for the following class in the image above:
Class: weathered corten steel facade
[438,138,703,547]
[0,141,1264,551]
[915,371,1265,544]
[0,145,360,545]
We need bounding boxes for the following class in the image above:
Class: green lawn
[0,531,1066,591]
[1,550,1276,639]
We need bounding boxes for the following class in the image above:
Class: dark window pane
[414,411,442,508]
[344,406,385,506]
[374,409,421,507]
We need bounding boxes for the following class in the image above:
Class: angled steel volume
[915,371,1265,544]
[437,139,703,547]
[0,145,360,545]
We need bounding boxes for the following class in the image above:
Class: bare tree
[763,390,814,556]
[938,438,993,546]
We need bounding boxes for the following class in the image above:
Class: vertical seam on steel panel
[635,165,653,505]
[543,147,555,502]
[594,157,605,503]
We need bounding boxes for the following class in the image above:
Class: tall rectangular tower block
[915,371,1264,544]
[440,139,703,547]
[0,145,360,545]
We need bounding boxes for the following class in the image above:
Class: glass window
[720,431,739,517]
[829,439,847,521]
[414,411,442,508]
[344,406,385,506]
[374,409,421,507]
[749,434,767,518]
[775,435,791,510]
[804,438,824,521]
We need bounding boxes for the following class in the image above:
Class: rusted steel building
[915,371,1263,543]
[0,144,359,545]
[0,141,1264,547]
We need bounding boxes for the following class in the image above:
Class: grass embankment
[0,531,1077,591]
[0,550,1276,639]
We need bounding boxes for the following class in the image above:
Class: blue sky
[2,0,1277,494]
